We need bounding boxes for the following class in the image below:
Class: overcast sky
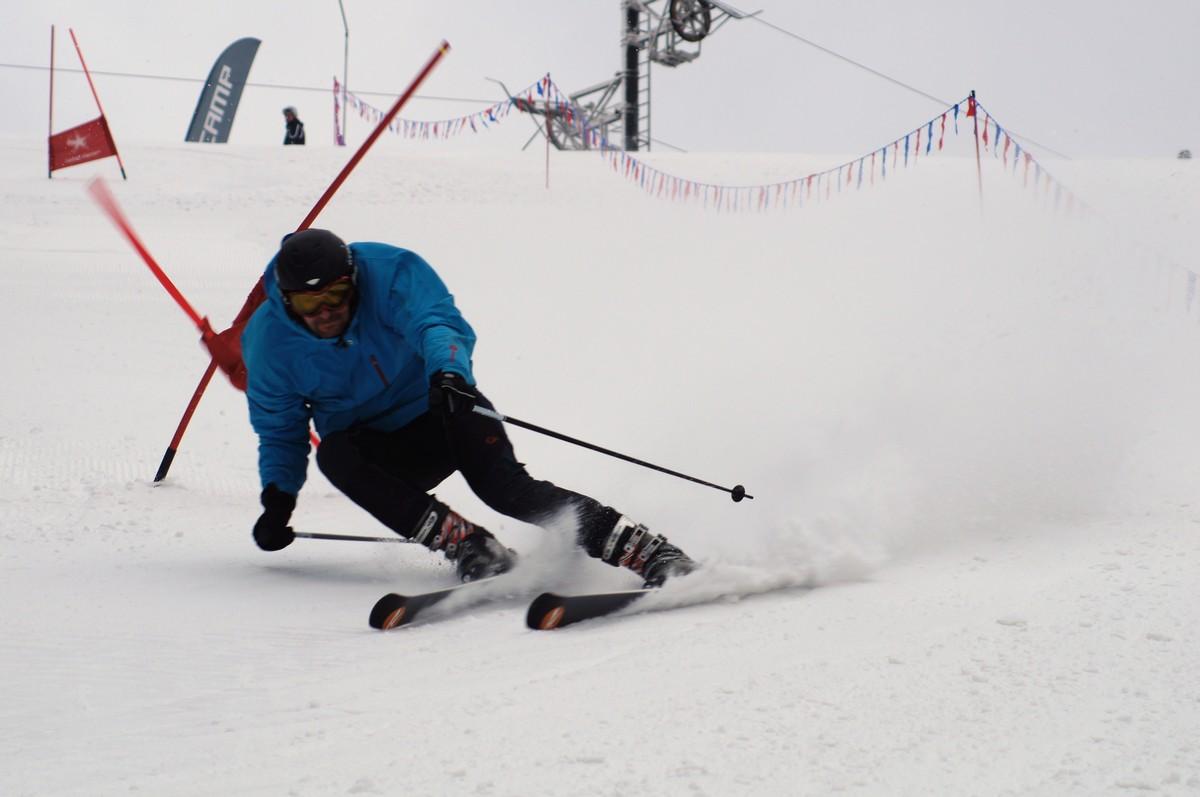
[3,1,1197,158]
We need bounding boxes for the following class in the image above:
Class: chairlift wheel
[669,0,712,43]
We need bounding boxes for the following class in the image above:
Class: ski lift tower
[509,1,756,152]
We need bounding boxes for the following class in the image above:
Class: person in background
[240,229,696,587]
[283,107,305,145]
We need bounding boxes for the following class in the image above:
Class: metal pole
[472,405,753,502]
[337,0,349,145]
[623,1,639,152]
[295,531,413,544]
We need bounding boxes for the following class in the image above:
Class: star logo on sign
[67,133,89,151]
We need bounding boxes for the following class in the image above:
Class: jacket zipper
[369,355,390,387]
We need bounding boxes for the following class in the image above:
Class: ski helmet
[274,229,355,293]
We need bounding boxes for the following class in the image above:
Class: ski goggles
[285,277,354,316]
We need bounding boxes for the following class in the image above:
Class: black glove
[253,484,297,551]
[428,371,477,419]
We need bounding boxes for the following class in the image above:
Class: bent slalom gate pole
[88,178,208,331]
[90,179,323,451]
[471,405,753,502]
[294,40,452,231]
[152,40,452,482]
[154,360,217,482]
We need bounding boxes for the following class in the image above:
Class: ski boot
[412,499,516,582]
[599,515,696,588]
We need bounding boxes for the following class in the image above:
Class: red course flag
[49,116,118,172]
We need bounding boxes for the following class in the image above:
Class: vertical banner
[184,37,261,143]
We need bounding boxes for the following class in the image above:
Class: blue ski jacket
[241,242,476,494]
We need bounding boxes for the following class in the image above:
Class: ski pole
[294,531,414,544]
[148,40,452,482]
[471,405,753,502]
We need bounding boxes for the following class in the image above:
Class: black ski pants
[315,391,618,551]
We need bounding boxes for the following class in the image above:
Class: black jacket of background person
[284,116,305,145]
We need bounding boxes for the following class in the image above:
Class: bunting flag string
[541,76,973,214]
[327,72,1126,236]
[973,102,1200,322]
[327,71,1198,324]
[335,75,551,141]
[973,100,1086,217]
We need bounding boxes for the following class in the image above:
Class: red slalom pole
[89,181,324,469]
[297,40,451,230]
[48,26,55,179]
[151,40,451,482]
[69,28,127,180]
[154,360,218,482]
[88,178,210,334]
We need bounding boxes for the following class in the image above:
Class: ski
[368,574,507,630]
[526,588,655,630]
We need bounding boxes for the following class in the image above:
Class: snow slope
[2,136,1199,796]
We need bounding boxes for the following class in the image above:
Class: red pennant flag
[966,96,977,117]
[49,116,117,172]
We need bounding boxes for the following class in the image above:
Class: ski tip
[526,593,566,631]
[368,594,409,631]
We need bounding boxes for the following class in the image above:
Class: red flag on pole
[47,28,127,178]
[49,116,118,171]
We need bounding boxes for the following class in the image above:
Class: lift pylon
[505,0,757,152]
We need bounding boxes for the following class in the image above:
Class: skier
[241,229,696,586]
[282,107,305,145]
